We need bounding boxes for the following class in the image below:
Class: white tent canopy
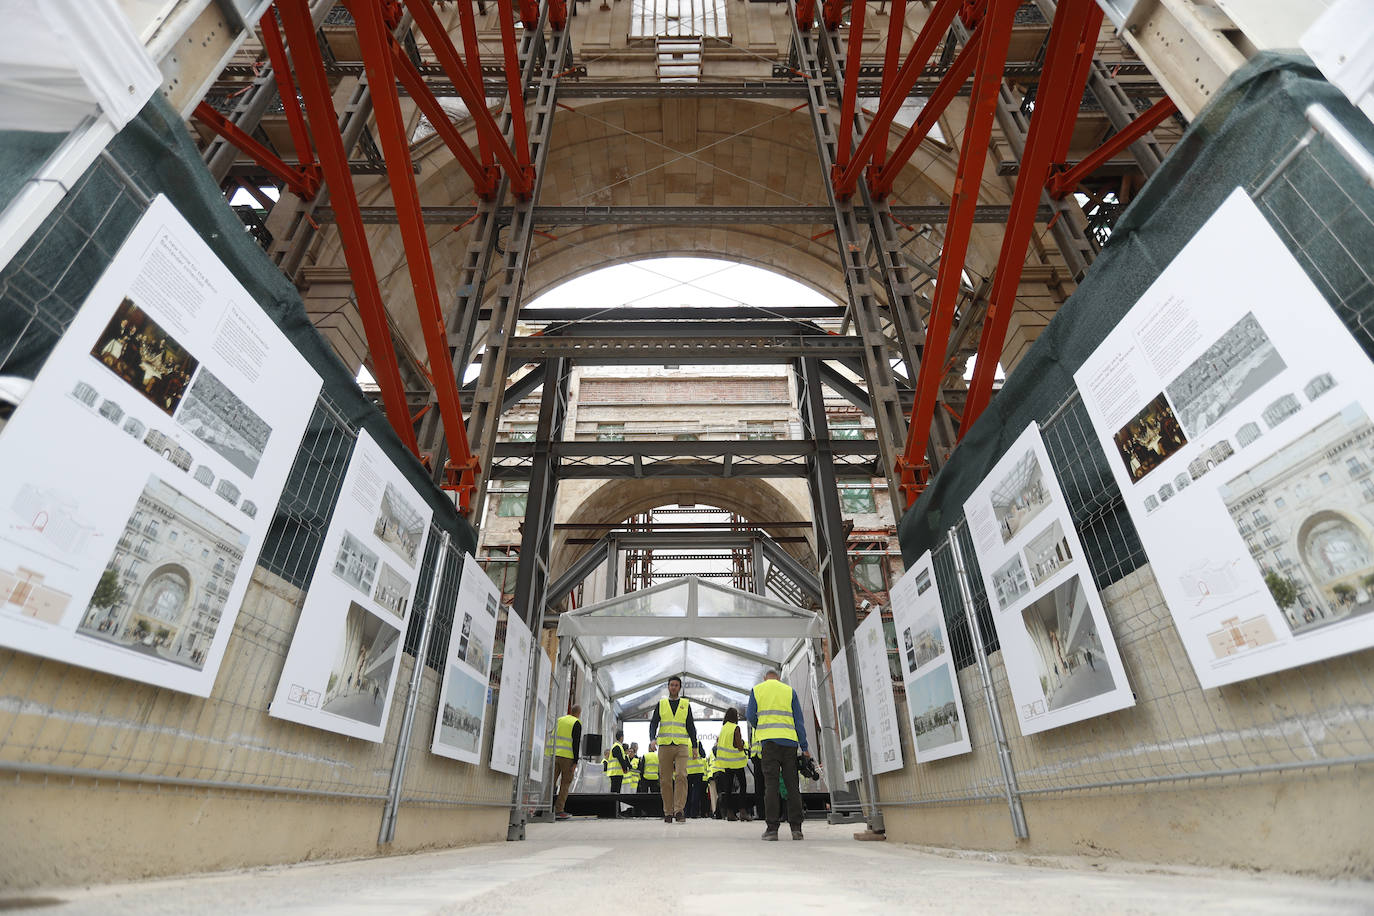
[556,576,824,719]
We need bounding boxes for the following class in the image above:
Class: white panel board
[855,610,904,774]
[269,431,431,742]
[963,424,1134,735]
[1075,188,1374,688]
[0,194,321,695]
[891,552,972,762]
[831,648,860,782]
[431,552,500,763]
[489,606,533,776]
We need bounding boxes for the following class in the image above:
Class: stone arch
[551,477,815,582]
[1297,509,1374,613]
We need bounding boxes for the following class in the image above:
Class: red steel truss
[962,0,1104,432]
[192,102,320,199]
[275,0,417,453]
[348,0,482,512]
[1048,96,1179,198]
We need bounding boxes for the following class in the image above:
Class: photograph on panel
[440,664,487,754]
[991,448,1052,544]
[1024,519,1074,588]
[374,482,425,567]
[903,607,946,674]
[1019,576,1115,711]
[908,662,963,753]
[372,563,409,620]
[90,298,199,417]
[457,611,489,674]
[915,566,933,595]
[322,602,400,726]
[1165,311,1286,438]
[1218,402,1374,637]
[1112,392,1188,483]
[332,531,379,594]
[76,475,247,671]
[841,743,854,774]
[838,697,855,741]
[991,554,1031,610]
[175,369,272,478]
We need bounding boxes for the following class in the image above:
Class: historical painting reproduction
[90,298,199,417]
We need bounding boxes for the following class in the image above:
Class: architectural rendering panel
[831,648,861,782]
[270,432,430,742]
[1075,190,1374,688]
[964,424,1134,735]
[175,369,271,477]
[432,552,499,764]
[856,609,904,774]
[890,553,971,762]
[0,196,321,695]
[489,606,532,775]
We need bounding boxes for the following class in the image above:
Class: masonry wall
[874,563,1374,877]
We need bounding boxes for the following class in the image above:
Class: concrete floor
[7,819,1373,915]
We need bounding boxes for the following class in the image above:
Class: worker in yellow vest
[637,742,660,797]
[713,707,750,821]
[686,739,708,817]
[705,752,718,818]
[605,730,630,793]
[649,675,698,824]
[553,705,582,822]
[748,671,809,841]
[747,722,763,821]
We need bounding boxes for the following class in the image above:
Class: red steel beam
[833,0,867,175]
[348,0,482,511]
[868,20,980,197]
[822,0,845,32]
[871,0,907,169]
[259,9,317,177]
[832,0,962,198]
[895,0,1018,508]
[387,34,499,197]
[400,0,531,197]
[796,0,817,29]
[193,102,320,198]
[548,0,568,31]
[963,0,1102,433]
[519,0,540,29]
[1047,95,1178,198]
[454,0,493,167]
[276,0,418,453]
[1048,4,1102,164]
[497,0,536,198]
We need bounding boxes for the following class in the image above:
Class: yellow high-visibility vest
[656,698,691,746]
[750,726,761,758]
[751,680,798,744]
[607,742,625,776]
[687,754,705,776]
[714,722,747,768]
[554,714,579,759]
[705,755,716,779]
[642,750,660,780]
[625,769,639,791]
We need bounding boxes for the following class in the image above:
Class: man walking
[649,675,697,823]
[606,730,630,793]
[553,705,582,821]
[747,670,809,841]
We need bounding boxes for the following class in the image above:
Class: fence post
[507,639,543,840]
[947,525,1029,840]
[378,529,450,844]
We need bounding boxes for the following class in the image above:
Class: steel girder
[794,356,882,832]
[501,333,865,364]
[321,204,1049,225]
[789,2,908,514]
[488,439,883,481]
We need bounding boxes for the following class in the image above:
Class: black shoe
[664,815,673,823]
[761,828,779,841]
[791,827,804,840]
[675,812,686,823]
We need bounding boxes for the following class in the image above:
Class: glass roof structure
[557,576,824,718]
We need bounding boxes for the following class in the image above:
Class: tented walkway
[10,820,1370,914]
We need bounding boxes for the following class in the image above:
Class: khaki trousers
[554,756,576,814]
[657,743,690,815]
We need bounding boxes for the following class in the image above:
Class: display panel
[963,424,1134,735]
[528,650,552,783]
[855,610,904,774]
[432,552,499,763]
[890,553,972,762]
[1074,189,1374,688]
[489,606,532,775]
[831,648,861,782]
[0,195,322,695]
[269,431,431,742]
